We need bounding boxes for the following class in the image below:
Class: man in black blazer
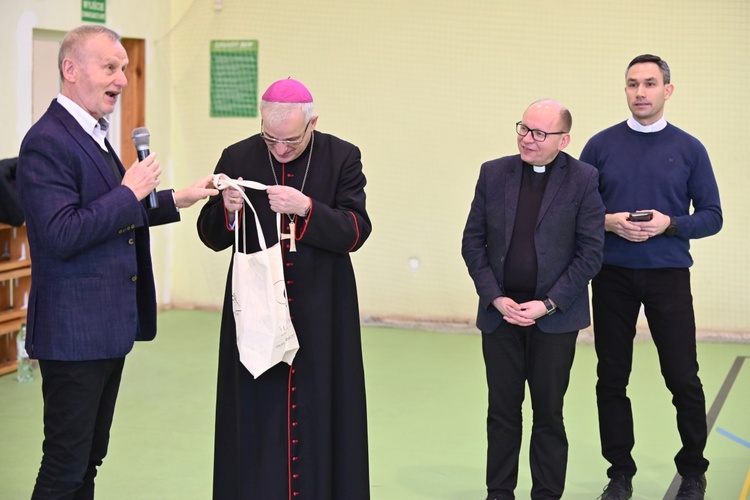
[462,100,605,500]
[17,25,216,499]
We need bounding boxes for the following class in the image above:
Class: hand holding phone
[627,211,653,222]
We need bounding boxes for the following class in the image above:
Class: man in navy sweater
[580,54,722,500]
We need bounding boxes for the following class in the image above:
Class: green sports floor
[1,310,748,499]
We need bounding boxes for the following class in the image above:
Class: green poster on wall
[81,0,106,23]
[210,40,259,118]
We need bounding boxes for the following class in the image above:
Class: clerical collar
[627,116,667,133]
[523,162,548,174]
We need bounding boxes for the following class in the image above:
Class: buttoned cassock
[197,130,372,500]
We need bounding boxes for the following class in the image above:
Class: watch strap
[543,298,557,316]
[665,216,678,237]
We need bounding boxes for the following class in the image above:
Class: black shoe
[675,474,706,500]
[486,492,513,500]
[598,476,633,500]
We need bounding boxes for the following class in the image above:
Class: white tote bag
[214,174,299,378]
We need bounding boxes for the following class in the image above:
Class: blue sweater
[580,121,722,269]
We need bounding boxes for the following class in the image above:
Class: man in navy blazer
[462,100,605,500]
[16,25,216,499]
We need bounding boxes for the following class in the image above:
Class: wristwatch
[543,298,557,316]
[665,216,678,237]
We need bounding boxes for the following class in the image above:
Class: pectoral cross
[280,219,297,252]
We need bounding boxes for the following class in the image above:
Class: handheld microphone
[131,127,159,209]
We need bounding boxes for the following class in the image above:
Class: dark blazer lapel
[48,100,121,189]
[537,152,568,226]
[504,157,522,246]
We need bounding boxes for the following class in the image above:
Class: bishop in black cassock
[197,78,372,499]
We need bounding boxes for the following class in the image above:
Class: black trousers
[592,265,709,479]
[32,357,125,500]
[482,322,578,500]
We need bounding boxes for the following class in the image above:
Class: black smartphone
[627,211,653,222]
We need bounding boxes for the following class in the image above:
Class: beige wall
[2,0,748,333]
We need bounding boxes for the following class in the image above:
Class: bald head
[517,99,572,166]
[526,99,572,133]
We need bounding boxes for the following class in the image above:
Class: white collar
[56,94,109,149]
[627,116,667,133]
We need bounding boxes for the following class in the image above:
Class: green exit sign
[82,0,106,23]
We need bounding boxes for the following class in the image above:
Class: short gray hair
[58,25,121,81]
[259,101,315,127]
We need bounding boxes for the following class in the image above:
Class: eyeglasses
[516,121,567,142]
[260,120,311,146]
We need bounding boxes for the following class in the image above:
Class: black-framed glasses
[260,119,311,145]
[516,121,567,142]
